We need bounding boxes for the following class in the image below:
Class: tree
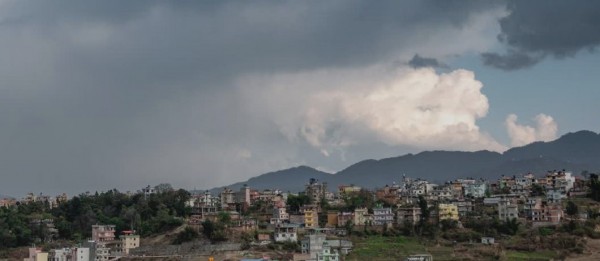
[530,184,546,197]
[286,194,310,213]
[566,201,579,216]
[589,174,600,201]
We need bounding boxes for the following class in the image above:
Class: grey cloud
[408,54,449,69]
[481,51,544,71]
[482,0,600,70]
[0,0,501,196]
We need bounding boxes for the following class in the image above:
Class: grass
[346,236,454,261]
[504,250,558,261]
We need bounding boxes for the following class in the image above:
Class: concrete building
[337,212,353,227]
[271,206,289,224]
[25,248,48,261]
[372,206,394,226]
[220,188,236,210]
[306,178,328,204]
[397,207,421,225]
[315,241,339,261]
[118,231,140,255]
[353,208,368,226]
[438,203,459,221]
[497,198,518,221]
[274,224,298,242]
[304,208,318,229]
[91,225,115,242]
[464,182,487,198]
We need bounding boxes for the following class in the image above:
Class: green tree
[566,201,579,216]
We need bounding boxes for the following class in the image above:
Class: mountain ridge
[209,130,600,193]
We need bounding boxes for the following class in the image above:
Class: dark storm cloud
[0,0,501,196]
[482,0,600,70]
[408,54,449,69]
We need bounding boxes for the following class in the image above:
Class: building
[304,208,319,229]
[140,185,156,197]
[337,212,353,227]
[464,182,487,198]
[91,225,115,242]
[306,178,328,204]
[326,211,339,228]
[315,241,339,261]
[497,198,518,221]
[353,208,368,226]
[274,224,298,242]
[220,188,236,210]
[271,206,289,224]
[372,205,394,226]
[25,248,48,261]
[438,203,459,221]
[397,207,421,225]
[118,231,140,255]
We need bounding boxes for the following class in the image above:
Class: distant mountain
[212,130,600,193]
[208,166,333,194]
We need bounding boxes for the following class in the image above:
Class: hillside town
[2,169,600,260]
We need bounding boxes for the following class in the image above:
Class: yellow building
[438,203,459,221]
[304,209,318,228]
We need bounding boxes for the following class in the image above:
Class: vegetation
[0,185,191,250]
[172,226,199,244]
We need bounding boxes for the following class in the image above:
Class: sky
[1,0,599,197]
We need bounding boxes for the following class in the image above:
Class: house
[481,237,495,245]
[438,203,459,221]
[306,178,328,204]
[337,212,353,227]
[326,211,339,227]
[118,231,140,255]
[353,208,368,226]
[315,241,339,261]
[25,248,48,261]
[304,208,319,229]
[271,206,289,224]
[497,198,518,221]
[372,205,394,226]
[397,207,421,225]
[464,182,487,198]
[274,224,298,242]
[531,203,564,226]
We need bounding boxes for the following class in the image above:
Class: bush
[172,227,199,244]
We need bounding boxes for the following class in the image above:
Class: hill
[212,130,600,192]
[208,166,333,193]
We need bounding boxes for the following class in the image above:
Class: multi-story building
[118,231,139,255]
[304,208,318,229]
[326,211,339,227]
[315,241,340,261]
[396,207,421,225]
[353,208,368,226]
[337,212,353,227]
[306,178,328,204]
[372,205,394,226]
[219,188,236,210]
[464,182,487,198]
[274,224,298,242]
[497,198,518,221]
[271,206,289,224]
[91,225,115,242]
[438,203,459,221]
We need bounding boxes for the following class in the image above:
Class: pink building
[92,225,116,242]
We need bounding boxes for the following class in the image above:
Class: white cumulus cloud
[505,113,558,147]
[238,65,507,157]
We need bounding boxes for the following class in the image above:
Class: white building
[274,224,298,242]
[372,206,394,226]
